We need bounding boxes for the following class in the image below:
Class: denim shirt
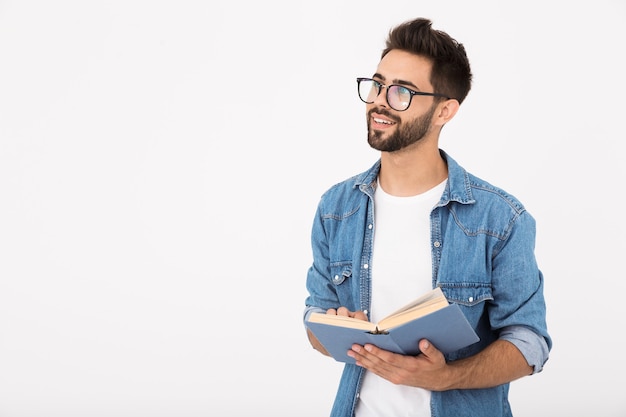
[304,150,552,417]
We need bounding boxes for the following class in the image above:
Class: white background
[1,1,625,416]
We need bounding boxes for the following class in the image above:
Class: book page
[378,287,449,330]
[307,312,377,331]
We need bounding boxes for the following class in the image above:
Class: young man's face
[365,49,441,153]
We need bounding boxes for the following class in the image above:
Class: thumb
[419,339,436,356]
[418,339,444,362]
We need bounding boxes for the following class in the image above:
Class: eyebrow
[373,73,421,91]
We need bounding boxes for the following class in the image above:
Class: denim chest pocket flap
[439,283,493,307]
[330,265,352,286]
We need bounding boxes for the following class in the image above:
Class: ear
[434,99,460,126]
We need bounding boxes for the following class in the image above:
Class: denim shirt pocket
[437,282,493,360]
[329,263,356,309]
[438,282,493,307]
[330,264,351,285]
[437,282,493,326]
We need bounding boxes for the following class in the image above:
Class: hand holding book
[306,287,479,364]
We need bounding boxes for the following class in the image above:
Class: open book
[306,287,479,364]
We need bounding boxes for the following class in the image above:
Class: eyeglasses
[356,77,450,111]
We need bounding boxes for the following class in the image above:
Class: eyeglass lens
[358,79,411,111]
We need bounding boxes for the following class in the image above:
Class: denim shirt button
[363,264,369,269]
[333,275,340,283]
[368,224,373,229]
[433,241,441,248]
[468,296,474,302]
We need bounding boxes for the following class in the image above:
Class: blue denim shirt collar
[351,149,476,205]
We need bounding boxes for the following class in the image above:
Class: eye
[390,85,411,101]
[395,86,411,96]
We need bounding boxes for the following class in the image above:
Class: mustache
[367,107,400,123]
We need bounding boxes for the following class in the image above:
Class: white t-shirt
[355,178,447,417]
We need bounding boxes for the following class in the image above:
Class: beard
[367,104,437,152]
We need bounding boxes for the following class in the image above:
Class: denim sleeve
[303,305,326,325]
[499,325,550,374]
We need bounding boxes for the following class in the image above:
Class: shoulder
[443,149,526,214]
[442,151,535,238]
[466,171,526,215]
[318,159,380,209]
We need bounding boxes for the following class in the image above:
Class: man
[303,17,551,417]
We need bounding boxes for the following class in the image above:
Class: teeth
[374,118,393,125]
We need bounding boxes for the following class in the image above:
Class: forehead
[375,49,433,88]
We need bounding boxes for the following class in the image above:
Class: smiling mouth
[370,114,397,130]
[373,117,394,125]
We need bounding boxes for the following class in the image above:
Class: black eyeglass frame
[356,77,451,111]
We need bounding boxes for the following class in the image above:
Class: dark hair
[382,18,472,104]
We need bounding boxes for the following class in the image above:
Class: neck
[378,145,447,197]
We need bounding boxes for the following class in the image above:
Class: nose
[372,85,389,108]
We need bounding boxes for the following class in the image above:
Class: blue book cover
[306,303,479,365]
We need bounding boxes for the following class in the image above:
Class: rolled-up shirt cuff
[499,325,550,374]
